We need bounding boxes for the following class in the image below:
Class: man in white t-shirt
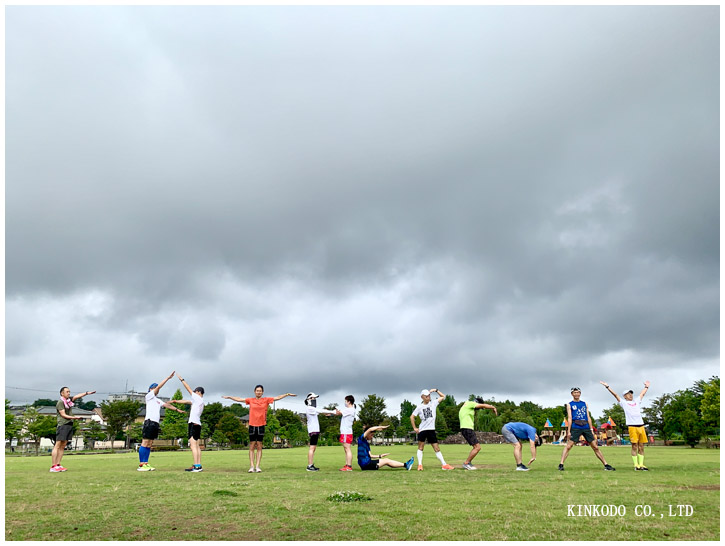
[137,371,186,471]
[600,380,651,471]
[304,392,335,471]
[171,375,206,472]
[410,388,454,471]
[335,395,357,471]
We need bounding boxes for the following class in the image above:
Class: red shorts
[339,434,353,444]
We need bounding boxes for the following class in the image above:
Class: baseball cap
[421,389,431,396]
[148,383,159,391]
[623,389,634,396]
[306,392,319,401]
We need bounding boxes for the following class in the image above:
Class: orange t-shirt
[245,397,274,426]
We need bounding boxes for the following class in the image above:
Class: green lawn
[5,444,719,541]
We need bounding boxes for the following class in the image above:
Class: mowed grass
[5,444,719,541]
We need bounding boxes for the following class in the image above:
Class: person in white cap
[304,392,335,471]
[600,380,651,470]
[410,388,454,470]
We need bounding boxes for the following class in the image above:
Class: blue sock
[139,446,150,463]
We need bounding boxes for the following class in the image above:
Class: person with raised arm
[357,425,415,471]
[170,375,205,472]
[410,388,454,471]
[51,386,96,472]
[137,371,186,471]
[601,380,651,471]
[222,385,296,473]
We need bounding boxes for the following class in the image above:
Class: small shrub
[327,491,372,503]
[213,490,239,497]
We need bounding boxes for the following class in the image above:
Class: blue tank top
[569,400,589,429]
[357,434,371,466]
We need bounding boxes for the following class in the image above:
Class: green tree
[128,422,144,444]
[201,402,225,433]
[225,403,249,418]
[161,389,188,442]
[99,399,142,451]
[642,394,671,442]
[211,429,228,447]
[74,398,97,411]
[80,420,105,450]
[31,398,57,407]
[216,413,247,445]
[22,407,57,455]
[6,400,21,443]
[700,377,720,431]
[263,408,281,448]
[663,389,702,444]
[600,403,626,430]
[357,394,388,429]
[680,408,704,448]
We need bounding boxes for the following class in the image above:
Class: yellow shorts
[628,426,648,444]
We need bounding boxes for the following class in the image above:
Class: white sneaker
[462,463,477,470]
[255,467,262,473]
[248,467,255,473]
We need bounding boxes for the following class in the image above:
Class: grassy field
[5,444,719,541]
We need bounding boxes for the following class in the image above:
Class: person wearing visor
[601,380,651,470]
[304,392,335,471]
[171,375,206,472]
[138,371,186,471]
[558,387,615,472]
[501,422,542,471]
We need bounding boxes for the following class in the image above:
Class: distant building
[107,391,170,403]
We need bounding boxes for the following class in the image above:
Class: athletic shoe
[634,466,642,471]
[339,465,353,472]
[144,463,155,471]
[441,464,454,470]
[417,465,423,471]
[137,464,153,472]
[306,465,319,472]
[404,457,415,471]
[640,466,649,471]
[255,467,262,473]
[603,464,616,471]
[191,466,203,472]
[56,465,67,472]
[558,464,565,471]
[462,463,477,471]
[184,466,196,472]
[248,467,255,473]
[516,464,529,471]
[49,465,62,473]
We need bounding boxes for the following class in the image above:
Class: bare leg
[249,443,256,468]
[378,458,405,468]
[465,444,481,464]
[513,442,523,465]
[637,443,645,455]
[631,443,637,457]
[589,441,608,465]
[256,443,263,468]
[190,438,201,465]
[343,443,352,466]
[52,441,67,466]
[308,445,316,466]
[560,441,575,464]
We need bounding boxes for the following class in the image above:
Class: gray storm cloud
[6,6,718,412]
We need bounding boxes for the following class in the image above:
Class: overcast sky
[5,6,719,420]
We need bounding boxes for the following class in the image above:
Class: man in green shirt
[52,386,95,472]
[458,397,497,470]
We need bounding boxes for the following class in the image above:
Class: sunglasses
[571,387,581,392]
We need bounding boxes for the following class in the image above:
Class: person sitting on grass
[600,380,651,471]
[170,375,205,472]
[501,421,542,471]
[51,386,96,472]
[137,370,186,472]
[357,425,415,471]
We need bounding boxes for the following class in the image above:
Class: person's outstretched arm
[178,375,193,395]
[600,381,620,402]
[639,381,650,400]
[475,403,497,415]
[154,371,175,396]
[222,396,246,403]
[72,390,96,402]
[273,393,297,401]
[162,401,186,414]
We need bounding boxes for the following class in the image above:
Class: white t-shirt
[189,392,205,425]
[306,406,329,434]
[145,391,165,423]
[339,406,356,434]
[412,398,441,431]
[619,398,644,426]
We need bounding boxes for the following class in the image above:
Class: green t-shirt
[56,400,73,426]
[459,401,477,430]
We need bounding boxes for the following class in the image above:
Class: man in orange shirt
[223,385,296,472]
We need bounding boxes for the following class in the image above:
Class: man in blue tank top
[558,387,615,472]
[357,425,415,471]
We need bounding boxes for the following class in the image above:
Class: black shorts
[570,428,595,443]
[309,432,320,446]
[56,423,74,442]
[417,430,439,444]
[142,420,160,440]
[461,428,479,446]
[249,425,265,442]
[188,423,202,441]
[359,460,379,471]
